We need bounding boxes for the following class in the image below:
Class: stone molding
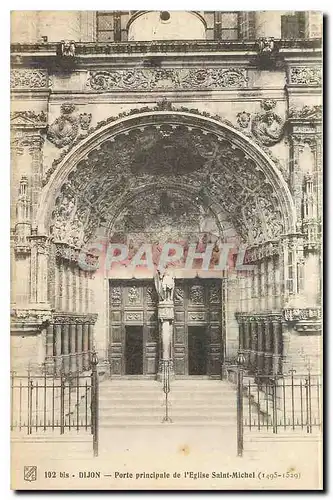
[87,68,248,92]
[283,307,321,322]
[11,306,52,334]
[11,111,47,129]
[287,66,322,86]
[235,312,283,323]
[52,312,98,325]
[10,38,321,57]
[288,105,322,121]
[10,69,49,89]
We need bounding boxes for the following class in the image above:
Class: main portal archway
[36,110,296,378]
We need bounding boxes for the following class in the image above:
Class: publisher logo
[24,466,37,482]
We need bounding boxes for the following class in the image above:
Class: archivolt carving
[87,68,248,92]
[47,119,287,248]
[43,105,239,186]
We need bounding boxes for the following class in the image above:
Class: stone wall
[10,12,322,373]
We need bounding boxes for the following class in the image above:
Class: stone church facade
[10,11,322,378]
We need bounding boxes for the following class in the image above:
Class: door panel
[188,326,208,375]
[109,279,224,377]
[125,326,143,375]
[173,279,224,377]
[109,280,158,376]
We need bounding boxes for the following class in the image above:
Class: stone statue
[154,268,175,302]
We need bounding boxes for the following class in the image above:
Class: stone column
[55,323,62,374]
[28,134,44,219]
[36,236,48,304]
[238,321,245,350]
[264,320,272,376]
[255,11,282,38]
[84,272,89,312]
[83,322,90,370]
[157,302,174,380]
[272,320,282,375]
[249,321,257,372]
[75,267,80,312]
[76,323,83,372]
[88,323,93,367]
[62,323,70,374]
[44,324,54,373]
[243,321,251,370]
[79,270,83,313]
[68,265,73,312]
[70,323,77,374]
[257,319,264,374]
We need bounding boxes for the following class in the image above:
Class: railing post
[91,349,99,457]
[237,349,245,457]
[162,360,172,423]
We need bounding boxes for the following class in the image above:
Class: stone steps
[99,379,238,427]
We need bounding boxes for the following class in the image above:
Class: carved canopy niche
[38,112,295,250]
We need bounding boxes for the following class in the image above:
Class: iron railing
[161,360,172,423]
[236,351,322,456]
[243,371,322,433]
[10,352,99,456]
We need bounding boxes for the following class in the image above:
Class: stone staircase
[99,379,237,427]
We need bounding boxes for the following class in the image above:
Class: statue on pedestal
[154,268,175,302]
[154,268,175,377]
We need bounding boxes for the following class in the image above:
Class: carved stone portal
[48,116,288,249]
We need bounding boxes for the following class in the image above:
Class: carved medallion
[251,100,285,146]
[47,103,78,148]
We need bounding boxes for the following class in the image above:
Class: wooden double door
[109,279,224,377]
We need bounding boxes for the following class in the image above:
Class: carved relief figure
[251,100,285,146]
[47,103,78,148]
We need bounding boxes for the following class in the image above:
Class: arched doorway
[36,111,296,378]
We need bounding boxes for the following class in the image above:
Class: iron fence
[161,360,172,423]
[10,353,99,456]
[243,371,322,433]
[235,350,322,456]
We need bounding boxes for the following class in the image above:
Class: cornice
[10,38,321,64]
